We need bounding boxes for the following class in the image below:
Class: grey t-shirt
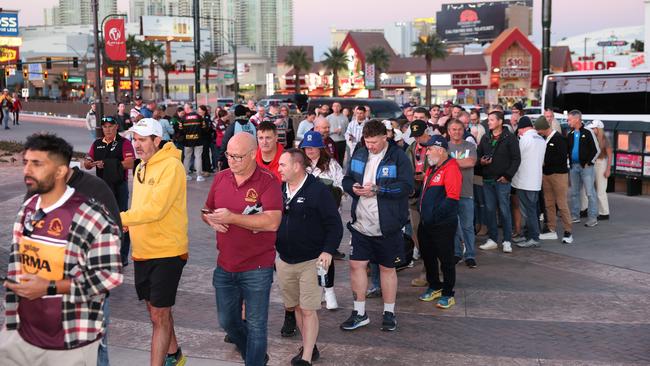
[448,141,477,198]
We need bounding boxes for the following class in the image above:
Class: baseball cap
[101,116,117,125]
[588,120,604,129]
[300,131,325,148]
[421,135,448,149]
[534,116,550,130]
[134,95,142,101]
[409,119,427,137]
[517,116,533,129]
[128,118,163,137]
[393,128,403,142]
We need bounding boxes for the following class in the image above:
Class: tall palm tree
[140,41,164,100]
[200,52,218,94]
[126,35,143,98]
[365,47,391,91]
[321,47,349,97]
[411,33,447,106]
[284,48,312,95]
[159,63,176,99]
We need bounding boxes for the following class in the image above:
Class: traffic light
[43,70,48,79]
[23,68,28,79]
[63,71,68,81]
[73,57,78,68]
[46,57,52,69]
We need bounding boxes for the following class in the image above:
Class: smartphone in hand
[201,208,212,214]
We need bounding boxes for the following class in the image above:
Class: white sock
[325,287,334,295]
[384,303,395,314]
[353,301,365,316]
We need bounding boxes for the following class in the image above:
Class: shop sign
[0,46,18,63]
[615,153,643,174]
[572,60,617,71]
[365,63,375,90]
[644,156,650,177]
[451,73,482,87]
[499,88,528,97]
[500,57,530,79]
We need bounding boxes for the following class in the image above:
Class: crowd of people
[1,95,613,366]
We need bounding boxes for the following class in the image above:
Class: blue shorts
[348,224,404,268]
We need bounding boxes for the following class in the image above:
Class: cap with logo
[421,135,448,150]
[134,95,143,101]
[409,119,427,137]
[101,116,117,125]
[300,131,325,149]
[127,118,163,137]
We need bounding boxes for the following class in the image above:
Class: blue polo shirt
[571,132,580,163]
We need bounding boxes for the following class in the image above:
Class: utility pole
[193,0,201,101]
[91,0,103,138]
[542,0,552,77]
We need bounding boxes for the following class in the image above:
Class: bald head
[227,132,258,176]
[313,117,330,139]
[229,132,257,153]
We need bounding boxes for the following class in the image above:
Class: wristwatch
[47,280,57,296]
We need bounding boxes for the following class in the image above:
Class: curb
[21,113,85,128]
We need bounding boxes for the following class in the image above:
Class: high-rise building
[44,7,59,26]
[46,0,118,26]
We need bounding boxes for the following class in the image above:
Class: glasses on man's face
[136,163,147,184]
[225,151,251,162]
[23,208,46,236]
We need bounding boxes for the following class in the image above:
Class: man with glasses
[202,132,282,366]
[84,116,135,266]
[1,133,122,365]
[121,118,189,366]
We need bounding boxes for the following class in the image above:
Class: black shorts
[348,224,404,268]
[134,256,186,308]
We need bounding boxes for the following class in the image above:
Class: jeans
[213,266,273,366]
[418,222,457,297]
[97,296,110,366]
[483,181,513,242]
[570,164,597,220]
[2,108,9,128]
[454,197,475,259]
[12,111,18,125]
[473,184,486,226]
[114,181,130,266]
[517,189,540,241]
[183,146,203,176]
[210,142,219,171]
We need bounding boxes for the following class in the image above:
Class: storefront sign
[365,63,375,90]
[644,156,650,177]
[0,46,18,63]
[0,13,18,37]
[0,36,21,47]
[500,69,530,79]
[105,79,140,92]
[451,73,482,87]
[572,61,617,71]
[615,153,643,174]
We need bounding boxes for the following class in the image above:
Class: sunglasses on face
[23,208,46,236]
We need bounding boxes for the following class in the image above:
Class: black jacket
[543,131,569,175]
[567,125,600,168]
[477,128,521,181]
[179,112,207,147]
[276,174,343,264]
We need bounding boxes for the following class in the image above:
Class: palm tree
[159,63,176,99]
[200,52,218,94]
[365,47,391,91]
[321,47,349,97]
[411,33,447,105]
[140,41,164,100]
[284,48,312,95]
[126,35,143,98]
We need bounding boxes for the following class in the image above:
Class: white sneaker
[479,239,498,250]
[196,175,206,182]
[324,288,338,310]
[413,247,421,260]
[502,241,512,253]
[539,231,558,240]
[186,175,193,181]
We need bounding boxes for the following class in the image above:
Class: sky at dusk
[4,0,645,58]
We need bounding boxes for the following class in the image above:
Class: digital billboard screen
[436,2,508,43]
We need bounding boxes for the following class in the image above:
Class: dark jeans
[517,189,540,241]
[213,266,273,366]
[473,184,486,226]
[210,142,219,171]
[12,111,19,125]
[483,181,513,242]
[334,140,346,166]
[114,181,130,265]
[97,296,110,366]
[418,221,457,297]
[202,140,212,172]
[454,197,475,259]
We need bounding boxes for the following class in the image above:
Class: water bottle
[317,262,328,287]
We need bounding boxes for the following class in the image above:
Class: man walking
[567,110,600,227]
[340,120,413,332]
[276,149,343,366]
[203,132,282,366]
[1,134,122,365]
[326,102,348,164]
[121,119,189,366]
[344,106,368,156]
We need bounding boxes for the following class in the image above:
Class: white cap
[588,119,604,130]
[382,119,392,130]
[393,128,403,142]
[128,118,163,137]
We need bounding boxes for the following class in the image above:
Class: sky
[5,0,646,58]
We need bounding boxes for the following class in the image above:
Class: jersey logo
[245,188,259,203]
[148,178,155,185]
[47,218,64,237]
[20,245,51,274]
[433,173,442,183]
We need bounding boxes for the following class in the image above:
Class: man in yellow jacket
[121,118,188,366]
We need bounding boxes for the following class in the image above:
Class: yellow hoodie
[121,142,188,260]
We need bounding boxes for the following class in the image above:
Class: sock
[384,303,395,314]
[325,287,334,295]
[353,301,366,316]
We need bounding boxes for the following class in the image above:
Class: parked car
[217,98,235,109]
[306,98,402,119]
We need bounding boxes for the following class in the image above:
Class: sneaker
[562,232,574,244]
[454,255,463,265]
[381,311,397,331]
[340,311,370,331]
[516,239,540,248]
[196,175,206,182]
[511,234,526,244]
[597,214,609,220]
[580,209,588,218]
[410,277,428,287]
[584,219,598,227]
[281,312,297,337]
[571,217,581,223]
[539,231,558,240]
[502,241,512,253]
[324,289,338,310]
[332,250,346,260]
[291,345,320,364]
[418,288,442,302]
[413,247,421,260]
[186,175,192,181]
[465,258,477,268]
[164,348,187,366]
[436,296,455,309]
[479,239,498,250]
[366,287,382,298]
[224,334,233,343]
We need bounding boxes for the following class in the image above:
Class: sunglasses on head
[23,208,46,236]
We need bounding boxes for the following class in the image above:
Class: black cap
[512,102,524,112]
[234,104,250,117]
[134,95,142,101]
[517,116,533,129]
[101,116,117,125]
[409,119,427,137]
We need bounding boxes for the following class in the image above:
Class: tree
[159,63,176,99]
[284,48,312,95]
[200,51,218,94]
[126,35,144,98]
[322,47,349,97]
[365,47,391,91]
[140,41,164,100]
[411,33,447,106]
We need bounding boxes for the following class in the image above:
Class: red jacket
[255,143,284,181]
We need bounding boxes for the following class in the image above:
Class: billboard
[0,13,18,37]
[0,46,18,64]
[436,2,507,43]
[141,16,193,41]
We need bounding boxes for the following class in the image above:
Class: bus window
[645,135,650,153]
[619,131,644,152]
[618,133,629,151]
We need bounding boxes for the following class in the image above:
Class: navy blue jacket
[276,174,343,264]
[343,143,414,236]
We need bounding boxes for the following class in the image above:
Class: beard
[427,157,439,166]
[25,174,56,195]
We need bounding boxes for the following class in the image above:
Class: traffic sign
[67,76,83,83]
[224,73,234,79]
[597,40,628,47]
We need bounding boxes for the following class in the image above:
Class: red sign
[615,153,643,174]
[452,73,483,87]
[0,46,18,64]
[572,61,617,71]
[104,18,126,62]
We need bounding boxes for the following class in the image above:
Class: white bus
[541,68,650,122]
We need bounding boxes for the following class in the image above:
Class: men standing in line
[276,149,343,366]
[511,116,546,248]
[417,135,462,309]
[340,120,413,332]
[1,134,122,365]
[326,102,348,165]
[255,121,284,181]
[478,111,521,253]
[567,110,600,227]
[203,132,282,366]
[121,119,189,366]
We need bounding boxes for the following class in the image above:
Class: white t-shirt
[352,145,387,236]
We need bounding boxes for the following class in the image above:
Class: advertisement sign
[451,73,483,87]
[644,156,650,177]
[104,18,126,62]
[365,63,375,90]
[0,46,18,64]
[0,13,18,37]
[141,16,194,41]
[436,2,507,43]
[615,153,643,174]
